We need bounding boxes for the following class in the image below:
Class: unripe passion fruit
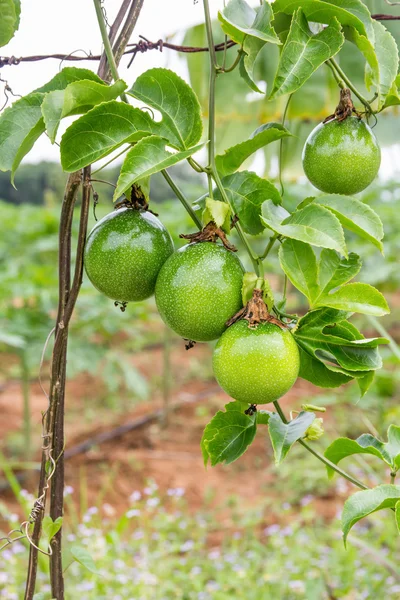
[213,320,300,405]
[155,242,244,342]
[302,116,381,195]
[84,208,173,302]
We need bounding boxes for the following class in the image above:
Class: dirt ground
[0,341,342,524]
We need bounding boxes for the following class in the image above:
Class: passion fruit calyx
[114,183,157,215]
[323,88,362,124]
[179,221,237,252]
[226,288,287,330]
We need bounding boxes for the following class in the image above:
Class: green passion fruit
[302,116,381,195]
[84,208,173,302]
[155,242,244,342]
[212,320,300,405]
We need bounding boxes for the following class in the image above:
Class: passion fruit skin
[84,208,174,302]
[302,117,381,195]
[213,320,300,405]
[155,242,244,342]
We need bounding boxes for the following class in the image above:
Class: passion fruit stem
[180,221,237,252]
[115,184,158,214]
[226,288,287,330]
[323,88,362,124]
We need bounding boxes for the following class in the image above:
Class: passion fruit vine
[302,91,381,196]
[84,207,174,302]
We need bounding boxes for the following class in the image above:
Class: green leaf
[257,410,272,425]
[261,201,347,256]
[201,406,257,466]
[346,22,398,110]
[315,282,390,316]
[218,0,281,45]
[294,308,388,377]
[241,272,258,305]
[270,10,344,99]
[342,485,400,545]
[236,1,281,91]
[299,346,352,388]
[42,516,63,542]
[325,437,390,479]
[0,68,105,179]
[0,0,18,47]
[279,239,319,303]
[128,68,202,150]
[10,119,47,185]
[273,0,374,42]
[34,67,103,94]
[61,101,159,172]
[366,21,398,110]
[70,545,99,574]
[203,197,232,233]
[317,250,362,299]
[42,79,127,143]
[113,136,204,201]
[0,331,26,348]
[217,171,281,235]
[357,370,375,397]
[0,94,44,173]
[268,411,316,464]
[215,123,291,176]
[312,194,384,253]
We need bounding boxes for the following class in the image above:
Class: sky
[1,0,225,162]
[1,1,399,178]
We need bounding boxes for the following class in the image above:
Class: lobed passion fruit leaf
[216,171,281,236]
[268,411,316,464]
[215,123,291,176]
[0,0,19,47]
[273,0,374,42]
[294,308,388,379]
[262,201,347,256]
[201,403,257,466]
[113,136,204,201]
[42,79,127,143]
[0,68,110,179]
[128,68,203,150]
[342,485,400,546]
[60,101,160,172]
[324,425,400,478]
[218,0,280,45]
[270,10,344,99]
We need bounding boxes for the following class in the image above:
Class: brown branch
[371,13,400,19]
[24,1,142,595]
[107,0,145,80]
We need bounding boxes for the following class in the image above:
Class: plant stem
[20,350,31,459]
[325,59,345,88]
[367,315,400,363]
[222,49,242,73]
[91,146,130,175]
[260,233,278,260]
[202,0,261,276]
[161,170,202,229]
[93,0,128,101]
[279,93,293,197]
[273,400,369,490]
[391,472,396,484]
[328,58,374,114]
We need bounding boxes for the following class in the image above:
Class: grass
[1,480,400,600]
